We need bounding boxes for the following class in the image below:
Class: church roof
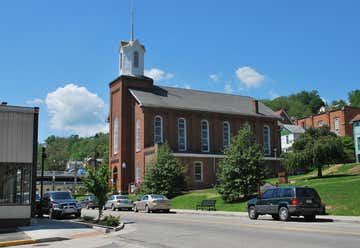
[129,86,280,119]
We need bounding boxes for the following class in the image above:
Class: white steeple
[119,0,145,77]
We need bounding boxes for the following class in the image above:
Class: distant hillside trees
[38,133,109,171]
[261,90,325,118]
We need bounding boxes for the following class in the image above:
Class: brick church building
[109,38,281,193]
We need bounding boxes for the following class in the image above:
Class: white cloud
[269,91,279,100]
[209,74,219,82]
[45,84,107,137]
[144,68,173,81]
[224,82,234,94]
[184,84,191,89]
[26,98,44,106]
[236,66,265,88]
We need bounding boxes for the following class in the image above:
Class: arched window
[194,162,203,182]
[154,115,163,144]
[263,125,271,156]
[136,119,141,151]
[201,120,210,152]
[133,51,139,68]
[178,118,187,151]
[113,117,119,154]
[223,121,230,149]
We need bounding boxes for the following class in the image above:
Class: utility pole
[40,145,46,198]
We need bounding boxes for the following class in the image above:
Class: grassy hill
[171,163,360,216]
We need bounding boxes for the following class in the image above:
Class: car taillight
[117,200,121,203]
[291,198,299,205]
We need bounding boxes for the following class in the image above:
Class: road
[21,209,360,248]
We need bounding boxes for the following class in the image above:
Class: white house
[281,124,305,153]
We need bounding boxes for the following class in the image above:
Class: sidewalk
[173,209,360,223]
[0,218,105,247]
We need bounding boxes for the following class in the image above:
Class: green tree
[140,143,186,198]
[217,125,265,202]
[349,90,360,107]
[331,99,347,109]
[82,163,112,220]
[285,126,345,178]
[261,90,325,118]
[340,136,355,163]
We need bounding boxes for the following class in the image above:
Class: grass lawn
[170,163,360,216]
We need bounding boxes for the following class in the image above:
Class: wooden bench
[196,200,216,211]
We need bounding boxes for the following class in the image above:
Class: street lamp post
[40,144,46,199]
[122,162,126,194]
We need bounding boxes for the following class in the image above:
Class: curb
[69,220,125,233]
[173,209,360,224]
[0,237,68,247]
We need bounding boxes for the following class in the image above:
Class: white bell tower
[119,0,145,77]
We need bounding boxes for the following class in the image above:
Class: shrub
[101,215,120,227]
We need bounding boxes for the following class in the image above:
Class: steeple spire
[130,0,134,41]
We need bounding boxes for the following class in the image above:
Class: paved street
[19,209,360,248]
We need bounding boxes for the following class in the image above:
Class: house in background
[0,103,39,227]
[275,109,293,125]
[280,124,305,153]
[350,115,360,162]
[294,106,360,137]
[109,35,282,193]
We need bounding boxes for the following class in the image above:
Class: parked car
[39,191,82,219]
[80,195,99,209]
[104,195,133,211]
[247,186,326,221]
[133,194,171,213]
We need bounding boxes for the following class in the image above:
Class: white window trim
[194,161,203,182]
[113,117,119,155]
[136,119,141,152]
[223,121,230,149]
[263,125,271,156]
[154,115,163,144]
[178,118,187,151]
[201,119,210,153]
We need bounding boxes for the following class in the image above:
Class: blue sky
[1,0,359,141]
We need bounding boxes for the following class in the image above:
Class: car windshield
[296,188,319,198]
[51,192,72,200]
[151,194,167,200]
[88,196,96,200]
[116,196,129,199]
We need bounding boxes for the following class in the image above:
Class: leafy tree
[140,143,186,198]
[340,136,355,163]
[349,90,360,107]
[284,126,344,178]
[82,163,112,220]
[331,99,347,109]
[261,90,325,118]
[217,124,265,202]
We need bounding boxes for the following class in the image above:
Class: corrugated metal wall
[0,108,34,163]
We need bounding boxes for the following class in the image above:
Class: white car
[104,195,133,211]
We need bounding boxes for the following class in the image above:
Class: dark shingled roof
[129,86,279,119]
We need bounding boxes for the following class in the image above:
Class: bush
[217,124,265,202]
[140,143,186,198]
[100,215,120,227]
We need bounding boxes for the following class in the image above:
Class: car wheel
[304,215,316,221]
[111,204,116,211]
[133,205,138,212]
[279,207,290,221]
[75,212,81,218]
[272,214,280,220]
[248,206,258,220]
[164,209,170,213]
[145,205,150,213]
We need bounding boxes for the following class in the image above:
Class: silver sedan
[104,195,133,211]
[133,194,171,213]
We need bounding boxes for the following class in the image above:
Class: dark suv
[247,186,326,221]
[39,191,82,219]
